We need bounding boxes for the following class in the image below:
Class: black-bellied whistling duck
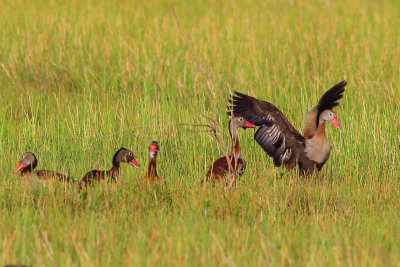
[229,81,346,175]
[14,152,70,183]
[205,116,255,181]
[80,147,140,185]
[145,141,163,185]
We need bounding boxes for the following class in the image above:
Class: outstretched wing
[317,80,346,117]
[229,92,305,168]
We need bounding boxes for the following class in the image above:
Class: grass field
[0,0,399,266]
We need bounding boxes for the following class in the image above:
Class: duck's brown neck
[19,161,37,177]
[312,120,327,141]
[147,156,158,178]
[20,167,32,177]
[229,123,240,155]
[108,164,121,179]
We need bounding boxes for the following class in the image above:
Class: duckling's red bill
[329,117,341,129]
[14,162,24,173]
[129,158,140,168]
[243,120,255,128]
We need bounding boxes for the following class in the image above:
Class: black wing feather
[317,80,346,112]
[315,80,346,127]
[254,125,293,167]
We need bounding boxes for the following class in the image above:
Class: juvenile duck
[145,141,162,185]
[80,148,140,185]
[14,152,70,183]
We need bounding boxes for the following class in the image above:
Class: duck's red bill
[243,120,255,128]
[330,117,341,129]
[129,158,140,168]
[14,162,24,174]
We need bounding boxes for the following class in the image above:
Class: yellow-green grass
[0,0,399,266]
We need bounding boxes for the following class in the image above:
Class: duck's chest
[229,154,246,174]
[304,138,332,164]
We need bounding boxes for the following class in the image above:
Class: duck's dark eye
[129,152,133,156]
[239,118,243,121]
[329,112,333,116]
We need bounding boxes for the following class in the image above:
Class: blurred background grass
[0,0,399,266]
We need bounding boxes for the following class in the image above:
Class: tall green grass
[0,0,399,266]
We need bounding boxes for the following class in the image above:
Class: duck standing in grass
[14,152,70,185]
[229,81,346,175]
[80,147,140,186]
[144,141,163,185]
[205,116,255,182]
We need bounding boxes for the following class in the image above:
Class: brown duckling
[145,141,163,185]
[14,152,70,183]
[80,147,140,185]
